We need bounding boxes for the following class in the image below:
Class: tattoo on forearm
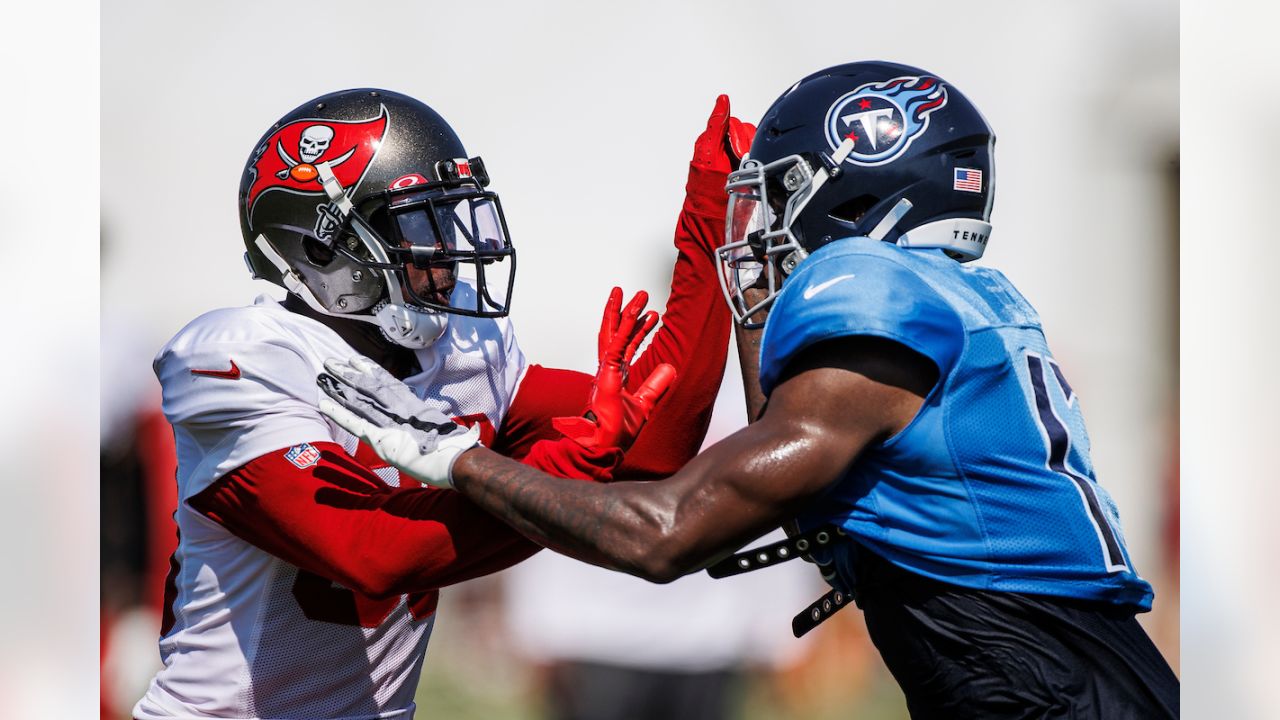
[456,451,653,574]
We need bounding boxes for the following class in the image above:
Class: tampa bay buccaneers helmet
[719,61,996,326]
[239,89,515,348]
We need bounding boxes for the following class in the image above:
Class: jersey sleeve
[759,249,966,396]
[620,166,733,477]
[189,442,538,598]
[190,434,618,598]
[491,365,592,461]
[155,326,334,500]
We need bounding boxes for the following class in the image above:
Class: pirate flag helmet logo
[238,89,517,348]
[244,107,388,214]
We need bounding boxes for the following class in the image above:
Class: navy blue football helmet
[719,61,996,326]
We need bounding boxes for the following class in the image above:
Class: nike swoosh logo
[191,360,241,380]
[802,274,857,300]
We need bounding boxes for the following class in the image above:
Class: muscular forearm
[450,411,825,584]
[452,446,687,582]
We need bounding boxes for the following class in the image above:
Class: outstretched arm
[191,294,677,599]
[189,434,619,599]
[451,336,936,582]
[621,95,751,474]
[495,96,749,476]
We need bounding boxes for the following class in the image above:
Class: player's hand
[690,94,756,174]
[553,288,677,452]
[317,356,480,489]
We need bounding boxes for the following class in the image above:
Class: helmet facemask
[337,158,515,320]
[303,157,516,348]
[716,63,999,330]
[718,137,858,328]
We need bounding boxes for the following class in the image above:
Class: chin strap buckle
[867,197,914,241]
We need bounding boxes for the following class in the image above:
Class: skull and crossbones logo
[275,124,356,182]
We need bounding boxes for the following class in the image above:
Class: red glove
[690,94,756,174]
[686,94,757,223]
[553,288,678,452]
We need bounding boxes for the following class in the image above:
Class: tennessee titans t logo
[824,76,948,166]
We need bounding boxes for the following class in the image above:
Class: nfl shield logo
[285,443,322,469]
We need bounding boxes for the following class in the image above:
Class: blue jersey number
[1025,353,1129,573]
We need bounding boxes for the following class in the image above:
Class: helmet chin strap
[868,198,914,241]
[372,301,448,350]
[252,161,451,350]
[254,233,367,321]
[254,233,449,350]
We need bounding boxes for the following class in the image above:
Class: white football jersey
[134,293,526,720]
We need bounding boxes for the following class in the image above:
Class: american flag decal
[953,167,982,193]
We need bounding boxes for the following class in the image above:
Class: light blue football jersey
[760,236,1153,610]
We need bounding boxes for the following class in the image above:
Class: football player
[322,64,1180,718]
[133,88,752,719]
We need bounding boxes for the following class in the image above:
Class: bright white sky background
[9,1,1280,716]
[100,0,1180,643]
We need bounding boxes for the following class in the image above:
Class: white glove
[317,356,480,489]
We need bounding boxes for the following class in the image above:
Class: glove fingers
[598,286,623,362]
[692,94,734,172]
[322,358,357,384]
[446,422,482,448]
[342,355,404,392]
[348,354,390,379]
[326,356,424,416]
[620,289,649,324]
[346,355,375,372]
[633,362,677,410]
[346,394,401,427]
[605,290,650,364]
[318,372,397,426]
[318,395,372,441]
[318,370,367,410]
[623,310,660,364]
[705,93,730,133]
[616,290,649,337]
[727,117,756,163]
[323,358,384,398]
[347,355,399,393]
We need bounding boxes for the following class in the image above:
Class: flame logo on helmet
[824,76,948,167]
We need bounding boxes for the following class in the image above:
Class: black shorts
[851,547,1179,719]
